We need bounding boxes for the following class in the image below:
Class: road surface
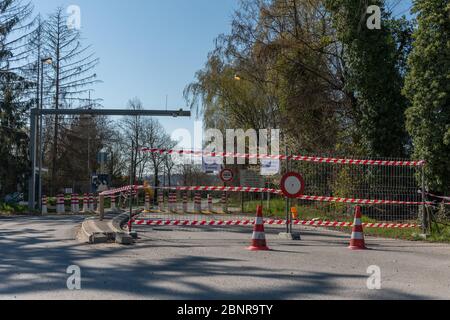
[1,215,449,300]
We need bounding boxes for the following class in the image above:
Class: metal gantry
[28,108,191,211]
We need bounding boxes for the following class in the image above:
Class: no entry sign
[281,172,305,198]
[220,169,234,183]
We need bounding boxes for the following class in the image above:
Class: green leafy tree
[327,0,410,157]
[404,0,450,194]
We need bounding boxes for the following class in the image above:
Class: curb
[80,219,110,244]
[78,209,143,245]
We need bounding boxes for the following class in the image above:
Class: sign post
[220,169,234,214]
[280,171,305,240]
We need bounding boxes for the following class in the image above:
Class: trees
[326,0,411,157]
[45,7,100,189]
[187,0,415,158]
[0,0,35,198]
[120,98,177,188]
[404,0,450,194]
[184,0,350,154]
[120,98,145,184]
[55,114,112,193]
[140,118,176,189]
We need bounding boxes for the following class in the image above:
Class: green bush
[0,202,28,214]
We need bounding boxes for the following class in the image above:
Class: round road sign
[281,172,305,199]
[220,169,234,183]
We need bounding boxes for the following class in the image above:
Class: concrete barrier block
[115,232,133,245]
[90,233,109,244]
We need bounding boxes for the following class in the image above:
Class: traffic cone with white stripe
[248,205,270,251]
[349,206,367,250]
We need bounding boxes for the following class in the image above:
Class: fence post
[183,193,188,212]
[73,194,80,214]
[195,193,202,214]
[285,146,290,234]
[208,194,213,212]
[158,193,164,212]
[421,166,429,234]
[42,195,48,215]
[99,194,105,221]
[111,195,116,211]
[222,192,228,214]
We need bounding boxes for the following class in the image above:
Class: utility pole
[129,140,135,233]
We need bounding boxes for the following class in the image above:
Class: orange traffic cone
[248,205,270,251]
[349,206,367,250]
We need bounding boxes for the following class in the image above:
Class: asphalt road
[1,215,450,300]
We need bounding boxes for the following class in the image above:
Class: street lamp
[38,57,53,213]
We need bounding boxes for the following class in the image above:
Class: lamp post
[38,57,53,214]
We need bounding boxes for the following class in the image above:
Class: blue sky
[32,0,413,143]
[33,0,240,140]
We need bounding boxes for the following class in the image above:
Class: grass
[426,223,450,243]
[230,198,433,241]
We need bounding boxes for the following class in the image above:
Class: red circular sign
[220,169,234,183]
[281,172,305,199]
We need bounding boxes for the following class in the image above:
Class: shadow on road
[0,217,434,300]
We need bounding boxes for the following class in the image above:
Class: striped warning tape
[132,219,419,229]
[100,185,140,196]
[156,186,431,206]
[99,184,431,206]
[139,148,426,167]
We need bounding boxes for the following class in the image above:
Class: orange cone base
[348,240,367,250]
[248,245,271,251]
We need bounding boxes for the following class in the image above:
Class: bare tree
[119,98,145,185]
[140,120,173,189]
[45,7,100,190]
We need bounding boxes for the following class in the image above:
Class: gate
[100,149,429,232]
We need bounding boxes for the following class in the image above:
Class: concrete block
[278,232,302,241]
[90,233,109,244]
[129,231,138,239]
[115,232,133,245]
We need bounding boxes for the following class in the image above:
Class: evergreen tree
[404,0,450,194]
[0,0,35,198]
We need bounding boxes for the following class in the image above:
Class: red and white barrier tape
[157,186,430,206]
[99,184,430,206]
[132,219,419,229]
[139,148,426,167]
[100,185,141,196]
